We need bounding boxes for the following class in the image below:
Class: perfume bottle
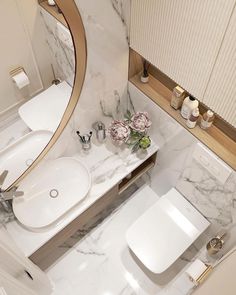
[170,85,185,110]
[200,110,215,130]
[186,108,199,129]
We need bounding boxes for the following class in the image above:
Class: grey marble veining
[110,0,131,43]
[176,158,236,229]
[40,8,75,86]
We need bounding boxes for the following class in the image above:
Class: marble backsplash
[71,0,129,128]
[176,152,236,257]
[177,158,236,228]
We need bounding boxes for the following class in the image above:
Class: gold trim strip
[196,265,213,284]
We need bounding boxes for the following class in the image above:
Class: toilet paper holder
[194,264,212,285]
[185,259,213,286]
[10,66,30,89]
[10,66,26,78]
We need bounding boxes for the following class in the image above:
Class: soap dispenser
[92,121,106,143]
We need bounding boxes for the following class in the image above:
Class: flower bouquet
[108,111,152,153]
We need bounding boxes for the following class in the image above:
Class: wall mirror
[0,0,86,191]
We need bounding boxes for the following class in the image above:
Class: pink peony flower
[108,120,130,144]
[130,112,151,133]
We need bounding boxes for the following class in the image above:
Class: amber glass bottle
[200,110,215,129]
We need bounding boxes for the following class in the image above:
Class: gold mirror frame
[7,0,87,190]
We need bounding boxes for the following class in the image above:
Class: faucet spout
[0,170,24,213]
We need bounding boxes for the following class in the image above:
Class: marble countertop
[6,140,159,257]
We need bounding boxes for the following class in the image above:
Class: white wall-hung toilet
[18,81,72,133]
[126,186,210,274]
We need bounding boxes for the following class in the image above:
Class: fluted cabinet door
[130,0,235,100]
[203,6,236,128]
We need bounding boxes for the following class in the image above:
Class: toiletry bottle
[186,108,199,129]
[200,110,215,129]
[140,60,149,83]
[170,85,185,110]
[48,0,56,6]
[93,121,106,143]
[181,96,199,119]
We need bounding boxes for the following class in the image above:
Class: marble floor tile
[48,238,137,295]
[47,184,194,295]
[88,185,195,295]
[87,186,163,295]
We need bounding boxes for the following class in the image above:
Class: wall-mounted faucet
[0,170,24,213]
[76,131,93,151]
[92,121,106,143]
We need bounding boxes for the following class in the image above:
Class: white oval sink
[13,157,91,230]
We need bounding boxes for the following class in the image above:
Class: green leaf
[124,110,133,121]
[131,141,140,153]
[139,136,151,149]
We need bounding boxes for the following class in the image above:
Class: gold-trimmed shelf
[130,74,236,170]
[39,1,67,28]
[118,153,156,194]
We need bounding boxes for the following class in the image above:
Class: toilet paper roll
[12,70,30,89]
[185,259,208,285]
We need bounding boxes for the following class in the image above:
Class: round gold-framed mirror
[0,0,86,191]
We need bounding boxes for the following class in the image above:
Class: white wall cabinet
[203,6,236,127]
[130,0,236,127]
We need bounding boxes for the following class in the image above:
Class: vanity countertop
[6,141,159,257]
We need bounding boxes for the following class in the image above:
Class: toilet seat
[126,186,210,274]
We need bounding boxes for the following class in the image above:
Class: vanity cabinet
[130,0,236,127]
[30,153,157,270]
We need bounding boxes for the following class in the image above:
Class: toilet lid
[19,81,71,132]
[126,186,210,274]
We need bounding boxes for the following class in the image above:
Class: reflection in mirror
[0,0,75,190]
